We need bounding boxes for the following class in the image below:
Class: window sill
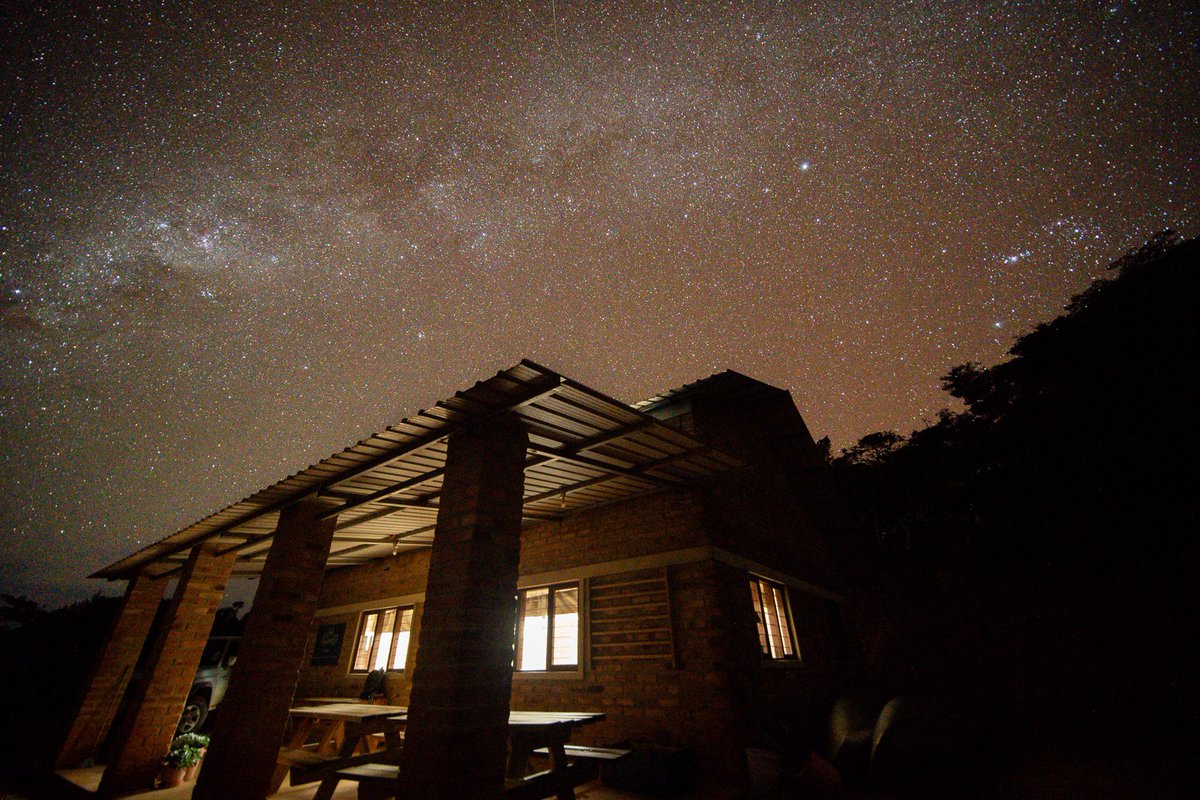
[513,669,584,681]
[760,658,804,670]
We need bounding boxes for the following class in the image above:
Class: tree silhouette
[829,231,1199,739]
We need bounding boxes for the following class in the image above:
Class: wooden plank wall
[588,567,676,667]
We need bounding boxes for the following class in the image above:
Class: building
[58,360,852,799]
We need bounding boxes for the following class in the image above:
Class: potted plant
[158,745,201,788]
[170,733,210,780]
[173,732,210,754]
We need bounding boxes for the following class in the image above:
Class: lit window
[749,576,799,661]
[351,606,414,672]
[515,583,579,671]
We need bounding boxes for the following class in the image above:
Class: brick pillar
[396,415,528,800]
[55,572,167,769]
[98,541,235,797]
[193,496,338,800]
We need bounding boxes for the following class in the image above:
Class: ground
[5,767,731,800]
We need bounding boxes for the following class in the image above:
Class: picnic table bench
[531,744,631,761]
[335,761,600,800]
[271,703,408,800]
[331,710,607,800]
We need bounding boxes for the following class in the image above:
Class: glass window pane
[517,588,549,671]
[551,587,578,666]
[772,585,794,657]
[749,581,769,656]
[748,577,800,661]
[354,612,379,671]
[762,586,783,658]
[390,608,414,670]
[198,639,226,668]
[372,609,397,671]
[223,639,240,667]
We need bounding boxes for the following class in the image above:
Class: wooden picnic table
[506,711,607,800]
[288,706,604,800]
[273,703,409,800]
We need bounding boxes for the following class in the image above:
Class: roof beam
[521,445,717,508]
[528,445,684,488]
[315,374,566,521]
[332,422,678,534]
[323,372,563,492]
[318,468,446,520]
[522,470,650,507]
[325,523,440,561]
[155,372,567,569]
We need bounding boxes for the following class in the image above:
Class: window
[749,576,799,661]
[197,636,239,668]
[351,606,414,672]
[515,583,579,671]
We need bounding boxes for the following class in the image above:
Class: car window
[198,639,226,668]
[223,639,240,667]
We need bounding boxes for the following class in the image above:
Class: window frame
[749,575,801,663]
[514,581,581,673]
[349,604,415,674]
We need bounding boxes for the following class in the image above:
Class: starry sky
[2,1,1196,607]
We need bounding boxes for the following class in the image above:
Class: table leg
[316,720,344,755]
[270,717,319,793]
[383,727,405,750]
[507,729,535,782]
[284,717,317,749]
[545,732,575,800]
[312,721,366,800]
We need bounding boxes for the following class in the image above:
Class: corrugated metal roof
[632,369,775,414]
[93,360,743,580]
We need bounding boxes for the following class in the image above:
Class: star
[0,0,1196,606]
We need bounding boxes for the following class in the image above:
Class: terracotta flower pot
[184,748,205,780]
[158,765,186,788]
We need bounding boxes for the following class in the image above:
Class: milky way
[2,1,1196,605]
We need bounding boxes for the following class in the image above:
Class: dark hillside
[831,232,1198,756]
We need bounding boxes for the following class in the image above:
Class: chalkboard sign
[311,622,346,666]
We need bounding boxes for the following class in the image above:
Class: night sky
[2,1,1196,607]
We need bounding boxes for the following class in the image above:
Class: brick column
[55,572,167,769]
[98,541,235,796]
[396,415,528,800]
[193,496,338,800]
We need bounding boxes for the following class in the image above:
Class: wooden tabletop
[289,703,410,721]
[291,705,601,728]
[296,696,368,705]
[507,711,604,728]
[376,710,604,729]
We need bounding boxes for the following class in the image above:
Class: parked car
[177,636,240,734]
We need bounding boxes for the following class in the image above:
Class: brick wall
[296,549,431,703]
[511,560,746,787]
[99,543,235,795]
[518,489,707,575]
[194,496,340,800]
[687,378,845,593]
[56,573,165,769]
[712,561,845,746]
[297,490,707,701]
[299,489,752,784]
[295,399,850,790]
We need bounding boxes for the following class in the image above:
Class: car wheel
[177,694,209,735]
